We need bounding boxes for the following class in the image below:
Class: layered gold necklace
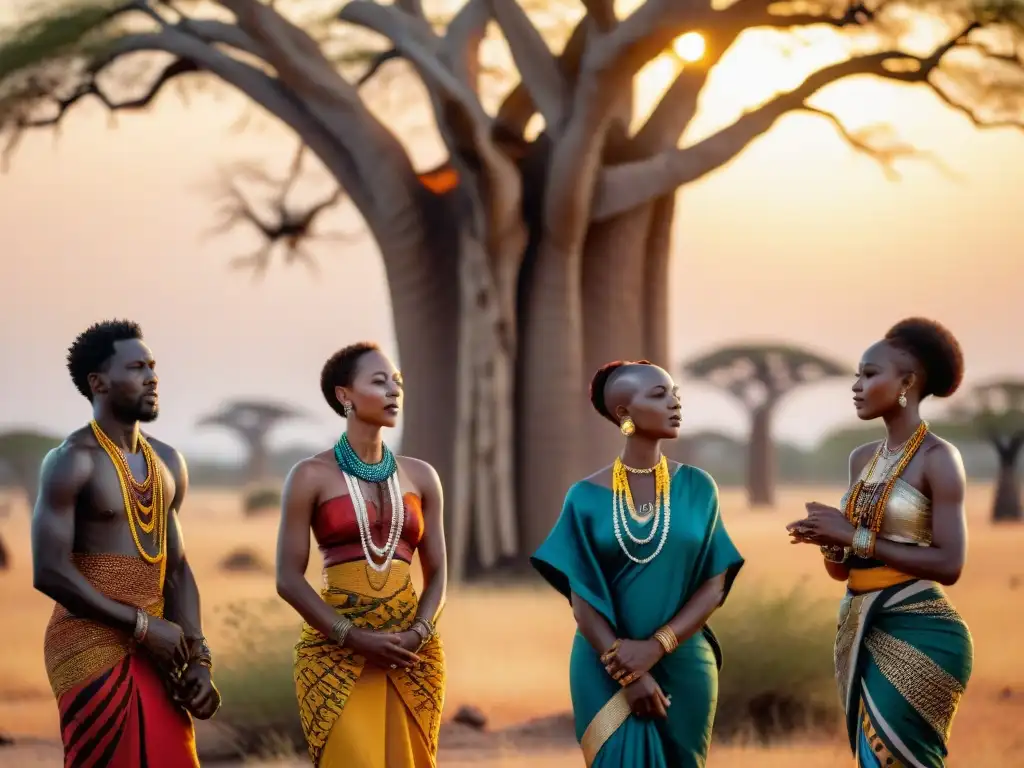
[843,421,929,533]
[90,420,166,568]
[611,456,671,564]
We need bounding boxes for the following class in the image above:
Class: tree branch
[495,17,589,139]
[487,0,568,129]
[594,24,1000,221]
[443,0,491,91]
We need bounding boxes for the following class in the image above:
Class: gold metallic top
[842,477,932,546]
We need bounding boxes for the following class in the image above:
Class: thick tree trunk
[384,190,462,540]
[748,404,775,507]
[517,237,585,557]
[992,449,1023,522]
[579,206,654,473]
[247,441,269,483]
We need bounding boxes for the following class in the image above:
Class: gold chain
[843,421,929,533]
[90,421,166,566]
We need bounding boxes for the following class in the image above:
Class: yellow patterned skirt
[294,560,445,767]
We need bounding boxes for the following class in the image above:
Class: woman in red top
[276,342,447,768]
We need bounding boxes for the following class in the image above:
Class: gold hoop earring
[898,391,908,408]
[620,417,635,437]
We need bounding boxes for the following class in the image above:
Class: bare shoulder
[145,434,186,477]
[921,433,964,473]
[37,429,95,500]
[397,455,441,497]
[849,441,881,474]
[286,451,336,489]
[583,464,614,489]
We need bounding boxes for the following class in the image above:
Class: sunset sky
[1,8,1021,462]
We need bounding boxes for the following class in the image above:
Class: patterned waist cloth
[293,559,445,766]
[44,553,164,700]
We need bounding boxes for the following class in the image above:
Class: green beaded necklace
[334,433,397,483]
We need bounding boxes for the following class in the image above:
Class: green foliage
[0,1,121,78]
[712,584,841,740]
[242,485,283,515]
[0,429,62,505]
[210,598,306,758]
[210,586,841,758]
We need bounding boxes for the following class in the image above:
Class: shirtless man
[31,319,219,767]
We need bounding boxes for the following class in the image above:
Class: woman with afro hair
[275,343,447,768]
[788,318,974,767]
[530,360,744,767]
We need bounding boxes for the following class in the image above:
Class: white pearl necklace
[617,488,660,545]
[342,471,404,572]
[612,478,670,564]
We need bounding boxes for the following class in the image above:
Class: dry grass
[1,484,1023,766]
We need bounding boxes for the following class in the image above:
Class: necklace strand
[612,457,671,564]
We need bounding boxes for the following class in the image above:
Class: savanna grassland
[1,484,1022,766]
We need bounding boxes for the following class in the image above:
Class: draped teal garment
[837,580,974,768]
[530,465,744,768]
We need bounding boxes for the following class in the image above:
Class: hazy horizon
[1,14,1020,462]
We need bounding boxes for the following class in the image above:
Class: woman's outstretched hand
[624,673,670,719]
[602,638,664,684]
[347,628,421,669]
[787,502,856,548]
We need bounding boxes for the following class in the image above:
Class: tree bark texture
[5,0,1019,576]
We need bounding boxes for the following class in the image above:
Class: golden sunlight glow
[672,32,706,63]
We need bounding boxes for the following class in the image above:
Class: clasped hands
[601,638,671,720]
[786,501,855,548]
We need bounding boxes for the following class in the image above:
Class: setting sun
[672,31,706,63]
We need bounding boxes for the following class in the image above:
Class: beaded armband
[851,527,877,560]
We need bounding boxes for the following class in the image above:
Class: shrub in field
[208,599,305,758]
[242,486,282,517]
[712,584,841,741]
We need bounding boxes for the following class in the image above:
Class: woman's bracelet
[821,544,848,563]
[653,626,678,655]
[411,616,434,641]
[851,527,877,560]
[330,616,354,645]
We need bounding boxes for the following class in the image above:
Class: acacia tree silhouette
[197,399,305,483]
[684,344,849,506]
[954,380,1024,522]
[2,0,1021,577]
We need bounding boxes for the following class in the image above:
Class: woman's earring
[898,390,908,408]
[620,417,636,437]
[342,401,353,418]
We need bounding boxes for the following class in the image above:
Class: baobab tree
[954,379,1024,522]
[197,399,305,483]
[683,344,849,506]
[1,0,1022,579]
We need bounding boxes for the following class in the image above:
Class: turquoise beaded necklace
[333,432,397,483]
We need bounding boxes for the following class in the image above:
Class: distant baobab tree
[954,380,1024,522]
[0,430,62,509]
[683,344,849,506]
[197,400,305,483]
[2,0,1022,580]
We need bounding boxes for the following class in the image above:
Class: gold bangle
[620,670,642,687]
[821,545,848,563]
[851,528,877,560]
[653,626,678,654]
[330,616,354,645]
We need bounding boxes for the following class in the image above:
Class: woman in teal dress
[787,318,973,767]
[531,360,744,768]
